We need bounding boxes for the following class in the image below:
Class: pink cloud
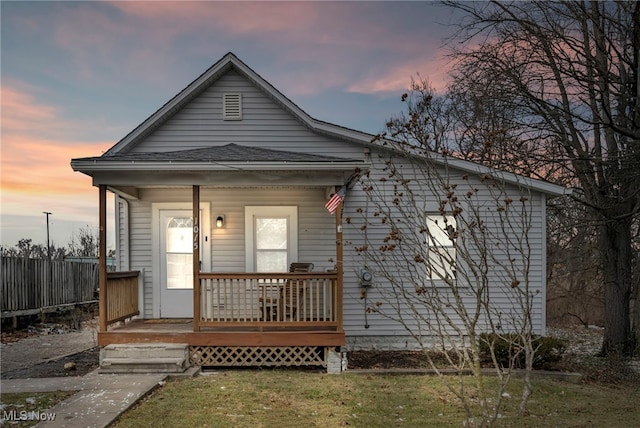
[1,83,112,222]
[37,2,454,100]
[347,54,454,96]
[1,84,57,131]
[108,1,318,34]
[99,2,452,96]
[0,81,102,141]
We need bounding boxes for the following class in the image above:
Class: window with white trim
[245,206,298,272]
[426,214,457,280]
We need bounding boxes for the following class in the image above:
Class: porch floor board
[98,319,345,347]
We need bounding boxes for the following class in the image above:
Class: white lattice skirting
[190,346,327,367]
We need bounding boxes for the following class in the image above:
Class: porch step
[100,343,190,374]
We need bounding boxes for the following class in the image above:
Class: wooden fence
[1,256,99,317]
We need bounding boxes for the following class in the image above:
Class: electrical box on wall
[359,268,373,288]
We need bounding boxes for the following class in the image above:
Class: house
[71,53,566,373]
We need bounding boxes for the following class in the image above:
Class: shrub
[479,333,566,370]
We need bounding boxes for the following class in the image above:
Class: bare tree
[0,238,67,260]
[0,227,100,261]
[546,196,603,327]
[445,0,640,356]
[67,226,99,257]
[348,85,557,424]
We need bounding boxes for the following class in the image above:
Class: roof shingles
[79,143,359,163]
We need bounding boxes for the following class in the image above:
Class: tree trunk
[599,216,635,355]
[633,280,640,356]
[632,256,640,356]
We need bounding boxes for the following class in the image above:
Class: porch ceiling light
[216,215,225,228]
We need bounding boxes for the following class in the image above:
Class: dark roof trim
[71,143,367,175]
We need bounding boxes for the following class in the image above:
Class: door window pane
[167,217,193,253]
[167,254,193,289]
[166,216,193,289]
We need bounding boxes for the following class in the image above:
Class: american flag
[325,186,346,215]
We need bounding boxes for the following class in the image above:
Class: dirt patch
[0,318,98,376]
[1,347,100,379]
[348,350,435,369]
[0,329,38,344]
[348,327,608,371]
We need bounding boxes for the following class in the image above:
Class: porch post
[98,185,107,332]
[335,201,344,332]
[193,185,201,331]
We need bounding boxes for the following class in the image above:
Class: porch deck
[99,270,345,349]
[98,319,345,347]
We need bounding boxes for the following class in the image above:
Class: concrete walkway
[1,370,168,428]
[1,328,98,374]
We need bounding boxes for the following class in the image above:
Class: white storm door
[158,206,210,318]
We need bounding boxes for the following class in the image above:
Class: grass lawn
[112,370,639,427]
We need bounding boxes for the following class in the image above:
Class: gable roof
[106,52,373,155]
[76,52,567,197]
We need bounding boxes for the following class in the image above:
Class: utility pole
[43,212,52,314]
[43,212,52,262]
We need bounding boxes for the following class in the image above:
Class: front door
[158,205,210,318]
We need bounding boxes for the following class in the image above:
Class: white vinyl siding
[128,199,153,317]
[342,153,547,347]
[129,70,364,158]
[114,195,130,271]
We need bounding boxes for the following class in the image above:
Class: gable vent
[223,93,242,120]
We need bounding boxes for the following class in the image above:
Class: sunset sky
[1,1,460,250]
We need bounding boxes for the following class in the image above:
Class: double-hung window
[254,217,288,272]
[245,206,298,272]
[426,214,457,281]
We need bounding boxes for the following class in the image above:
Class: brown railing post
[98,185,108,332]
[335,201,344,332]
[193,185,201,331]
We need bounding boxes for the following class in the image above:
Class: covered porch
[97,196,346,367]
[96,185,349,367]
[73,143,364,368]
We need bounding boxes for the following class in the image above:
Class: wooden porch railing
[198,272,339,329]
[104,271,139,327]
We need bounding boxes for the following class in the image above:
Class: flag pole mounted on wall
[325,185,346,215]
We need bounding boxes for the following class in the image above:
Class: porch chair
[281,263,314,321]
[258,263,314,321]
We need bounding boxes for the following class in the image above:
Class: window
[255,217,288,272]
[245,206,298,272]
[426,214,457,280]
